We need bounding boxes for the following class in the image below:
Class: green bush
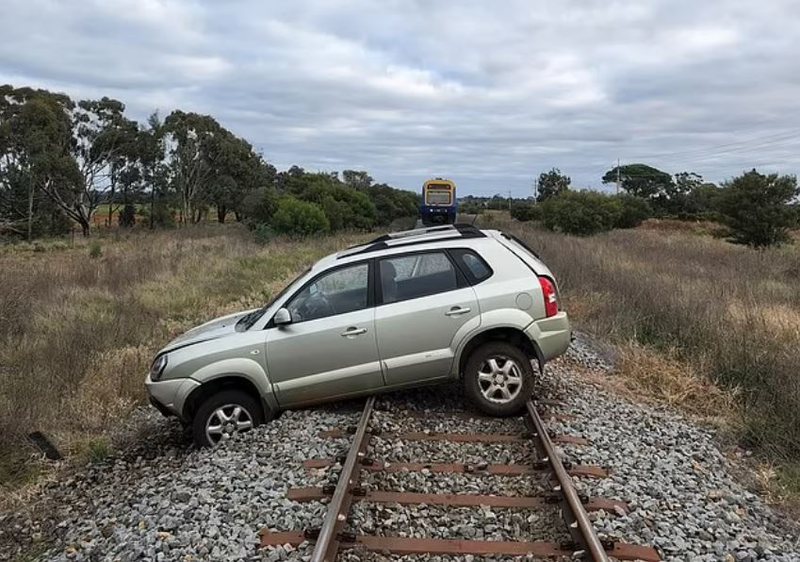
[715,170,798,247]
[118,204,136,228]
[88,241,102,258]
[252,223,276,244]
[139,204,176,228]
[271,197,329,236]
[510,203,542,222]
[614,194,652,228]
[540,191,622,236]
[241,186,279,227]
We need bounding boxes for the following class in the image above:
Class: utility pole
[616,158,621,195]
[508,190,512,212]
[533,178,538,202]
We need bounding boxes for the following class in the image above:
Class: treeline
[502,165,799,248]
[0,85,418,240]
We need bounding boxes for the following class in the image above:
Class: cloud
[1,0,799,195]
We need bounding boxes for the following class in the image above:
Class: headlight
[150,354,168,381]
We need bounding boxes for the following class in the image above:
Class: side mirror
[274,308,292,326]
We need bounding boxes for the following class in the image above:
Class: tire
[191,389,264,448]
[463,342,534,417]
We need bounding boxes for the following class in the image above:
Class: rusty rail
[526,400,609,561]
[308,396,375,562]
[262,397,661,562]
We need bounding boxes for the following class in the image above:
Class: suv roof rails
[339,223,485,259]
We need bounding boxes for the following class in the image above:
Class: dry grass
[613,344,740,426]
[481,215,800,500]
[0,224,367,489]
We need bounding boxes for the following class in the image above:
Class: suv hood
[161,308,259,353]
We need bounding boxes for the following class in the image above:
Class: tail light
[538,276,559,318]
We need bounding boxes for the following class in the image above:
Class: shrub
[614,194,652,229]
[139,204,176,228]
[252,223,275,245]
[241,186,279,227]
[540,191,622,236]
[510,203,542,222]
[271,197,330,236]
[118,204,136,228]
[716,170,798,247]
[88,241,102,258]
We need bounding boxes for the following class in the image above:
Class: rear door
[374,250,480,386]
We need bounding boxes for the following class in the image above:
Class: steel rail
[526,400,610,562]
[309,396,375,562]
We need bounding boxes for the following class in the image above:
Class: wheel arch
[456,326,543,378]
[182,374,276,423]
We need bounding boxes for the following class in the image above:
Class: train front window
[425,188,452,205]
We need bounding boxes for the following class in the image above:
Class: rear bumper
[525,311,571,363]
[144,373,200,421]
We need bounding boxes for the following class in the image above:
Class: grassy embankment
[485,214,800,501]
[0,225,366,492]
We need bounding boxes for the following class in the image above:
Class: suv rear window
[450,248,493,284]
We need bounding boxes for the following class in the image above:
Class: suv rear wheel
[192,390,263,448]
[464,342,533,416]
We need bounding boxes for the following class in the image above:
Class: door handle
[341,327,367,337]
[445,306,471,316]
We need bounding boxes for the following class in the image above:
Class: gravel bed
[369,436,534,466]
[361,470,552,497]
[3,330,798,561]
[346,502,568,543]
[14,405,361,562]
[539,332,800,562]
[371,408,528,435]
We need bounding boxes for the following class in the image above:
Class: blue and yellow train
[419,178,457,225]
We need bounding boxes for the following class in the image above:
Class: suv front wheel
[192,390,263,447]
[464,342,534,416]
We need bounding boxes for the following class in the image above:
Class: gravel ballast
[1,332,797,561]
[545,333,800,561]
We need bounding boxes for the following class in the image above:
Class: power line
[628,129,800,162]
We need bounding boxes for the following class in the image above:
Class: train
[419,178,458,225]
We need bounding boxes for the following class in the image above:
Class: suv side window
[379,251,458,304]
[286,262,369,322]
[450,248,493,284]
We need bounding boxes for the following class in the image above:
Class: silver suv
[145,224,570,447]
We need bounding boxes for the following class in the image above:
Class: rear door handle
[445,306,471,316]
[341,327,367,337]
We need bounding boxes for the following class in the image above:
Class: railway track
[260,396,661,561]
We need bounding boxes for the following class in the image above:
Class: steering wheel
[297,293,334,321]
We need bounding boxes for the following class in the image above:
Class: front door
[374,251,480,387]
[266,261,382,406]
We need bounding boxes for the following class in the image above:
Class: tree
[0,86,77,238]
[715,170,798,247]
[602,163,673,200]
[162,111,222,224]
[536,168,570,202]
[342,170,373,190]
[138,112,168,229]
[45,97,140,235]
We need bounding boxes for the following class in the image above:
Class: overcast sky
[2,0,799,196]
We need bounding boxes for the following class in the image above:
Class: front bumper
[144,373,201,420]
[525,311,571,363]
